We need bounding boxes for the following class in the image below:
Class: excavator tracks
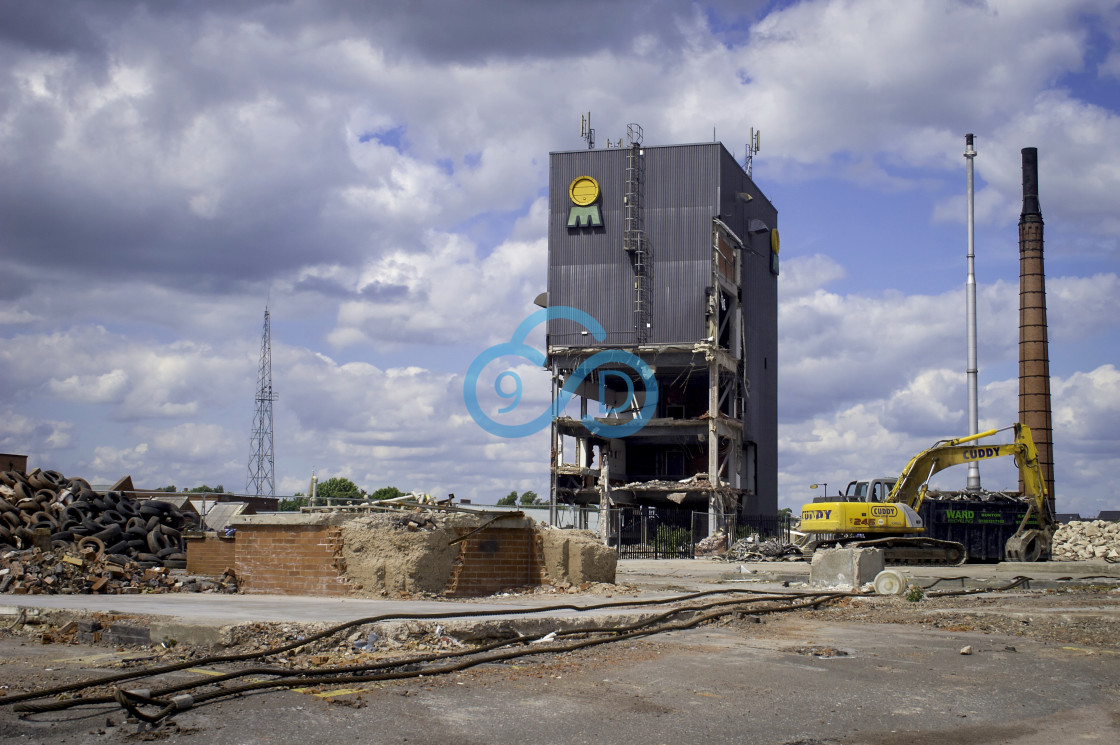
[802,536,967,566]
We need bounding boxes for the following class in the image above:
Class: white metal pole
[965,134,981,492]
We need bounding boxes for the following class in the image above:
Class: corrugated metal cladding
[547,143,775,348]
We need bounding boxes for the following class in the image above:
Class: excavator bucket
[1004,529,1050,562]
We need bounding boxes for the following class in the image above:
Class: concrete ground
[5,557,1114,621]
[1,558,1118,744]
[1,557,1118,644]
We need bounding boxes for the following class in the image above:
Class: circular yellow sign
[569,175,600,206]
[770,227,780,255]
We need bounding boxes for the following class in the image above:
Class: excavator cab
[842,479,897,503]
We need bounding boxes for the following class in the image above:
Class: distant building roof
[1097,510,1120,522]
[191,500,253,531]
[141,495,200,514]
[1055,513,1082,523]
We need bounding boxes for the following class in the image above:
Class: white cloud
[0,327,251,421]
[1,0,1117,512]
[48,369,130,403]
[0,409,73,454]
[88,443,150,482]
[778,365,1120,516]
[327,230,547,349]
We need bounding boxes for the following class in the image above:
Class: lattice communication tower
[246,308,276,497]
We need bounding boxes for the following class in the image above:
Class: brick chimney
[1018,147,1055,512]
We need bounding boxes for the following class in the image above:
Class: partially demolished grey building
[546,133,779,539]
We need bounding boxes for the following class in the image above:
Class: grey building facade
[545,139,778,532]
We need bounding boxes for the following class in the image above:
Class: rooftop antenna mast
[745,128,760,178]
[246,305,276,498]
[580,112,596,150]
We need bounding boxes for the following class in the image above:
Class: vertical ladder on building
[623,123,648,344]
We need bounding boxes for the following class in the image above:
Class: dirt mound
[340,512,475,595]
[339,512,615,597]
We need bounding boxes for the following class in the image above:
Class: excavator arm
[888,423,1054,560]
[799,423,1055,564]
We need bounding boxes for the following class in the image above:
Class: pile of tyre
[0,468,197,569]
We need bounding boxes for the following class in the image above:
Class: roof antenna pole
[745,128,760,178]
[580,112,595,150]
[964,134,981,492]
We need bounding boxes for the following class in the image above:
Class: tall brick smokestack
[1018,147,1055,512]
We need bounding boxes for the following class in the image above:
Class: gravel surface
[791,585,1120,648]
[2,581,1119,744]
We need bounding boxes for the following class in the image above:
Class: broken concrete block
[810,547,885,589]
[103,623,150,646]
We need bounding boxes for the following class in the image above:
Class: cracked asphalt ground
[2,585,1119,745]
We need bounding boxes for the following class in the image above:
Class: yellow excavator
[799,423,1055,564]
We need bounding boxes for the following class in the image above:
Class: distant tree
[188,484,225,494]
[316,477,362,502]
[279,496,309,511]
[153,485,177,493]
[369,486,405,501]
[498,490,541,506]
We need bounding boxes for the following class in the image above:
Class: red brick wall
[187,522,553,598]
[185,534,236,576]
[445,526,545,597]
[233,524,350,596]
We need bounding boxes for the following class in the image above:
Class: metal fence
[613,508,792,559]
[736,513,792,544]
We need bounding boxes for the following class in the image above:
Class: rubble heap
[721,537,805,562]
[1052,520,1120,562]
[693,532,727,556]
[0,468,197,593]
[1,546,200,595]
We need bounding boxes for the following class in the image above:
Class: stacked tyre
[0,468,197,569]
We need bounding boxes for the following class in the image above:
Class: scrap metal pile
[923,489,1026,501]
[0,468,198,594]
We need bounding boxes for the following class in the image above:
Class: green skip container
[918,499,1047,563]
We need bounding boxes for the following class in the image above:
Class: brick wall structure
[184,533,236,576]
[186,513,611,598]
[234,524,349,596]
[445,526,546,597]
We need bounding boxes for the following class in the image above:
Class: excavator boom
[799,423,1054,564]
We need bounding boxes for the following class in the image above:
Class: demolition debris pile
[722,537,805,562]
[1052,520,1120,561]
[0,468,197,594]
[0,549,234,595]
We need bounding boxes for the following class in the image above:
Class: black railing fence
[613,507,791,559]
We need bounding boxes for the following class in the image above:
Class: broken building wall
[185,513,615,597]
[546,142,779,518]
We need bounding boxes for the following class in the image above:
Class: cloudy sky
[1,0,1117,516]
